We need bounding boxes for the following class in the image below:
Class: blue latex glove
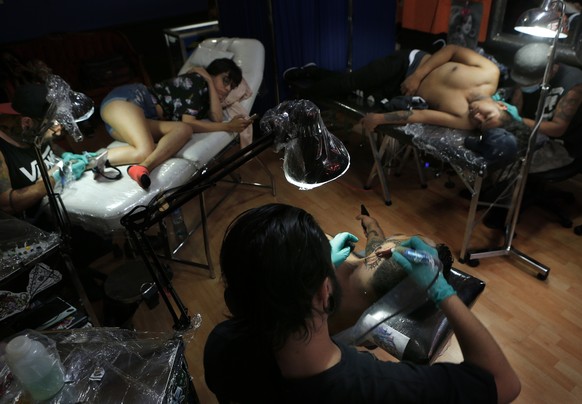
[52,160,87,183]
[330,232,358,268]
[70,159,87,180]
[82,151,101,160]
[61,152,89,165]
[392,236,456,307]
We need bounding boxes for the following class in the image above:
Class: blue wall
[0,0,209,43]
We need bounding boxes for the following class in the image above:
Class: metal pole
[33,141,101,325]
[468,2,566,280]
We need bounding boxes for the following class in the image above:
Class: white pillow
[222,78,253,107]
[189,45,234,68]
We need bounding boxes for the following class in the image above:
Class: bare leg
[101,101,157,166]
[101,100,192,189]
[139,119,192,171]
[101,100,192,171]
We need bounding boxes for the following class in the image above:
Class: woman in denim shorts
[100,58,253,189]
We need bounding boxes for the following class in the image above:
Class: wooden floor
[93,121,582,403]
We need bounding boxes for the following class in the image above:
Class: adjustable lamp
[261,99,351,190]
[468,0,567,280]
[514,0,568,38]
[121,99,350,331]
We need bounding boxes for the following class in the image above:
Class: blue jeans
[100,83,159,135]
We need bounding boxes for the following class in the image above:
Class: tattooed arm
[355,214,386,256]
[0,149,54,215]
[360,108,475,132]
[516,84,582,138]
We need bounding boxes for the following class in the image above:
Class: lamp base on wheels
[468,246,550,281]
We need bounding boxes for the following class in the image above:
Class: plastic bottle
[4,335,65,401]
[171,208,188,243]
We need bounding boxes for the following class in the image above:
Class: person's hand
[400,74,421,96]
[189,66,211,80]
[61,152,89,165]
[83,151,101,159]
[330,232,359,268]
[392,236,456,306]
[70,159,87,180]
[360,113,385,132]
[52,160,87,183]
[227,115,253,133]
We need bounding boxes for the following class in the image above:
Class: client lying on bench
[100,58,254,189]
[328,212,454,336]
[327,209,486,365]
[285,44,519,132]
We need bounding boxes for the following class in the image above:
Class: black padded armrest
[382,267,485,364]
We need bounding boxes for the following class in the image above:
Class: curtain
[218,0,396,106]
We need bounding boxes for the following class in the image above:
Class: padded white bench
[57,38,266,235]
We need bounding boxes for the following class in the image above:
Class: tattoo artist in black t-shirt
[204,203,521,404]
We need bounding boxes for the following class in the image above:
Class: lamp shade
[42,75,94,142]
[514,0,568,38]
[260,99,350,190]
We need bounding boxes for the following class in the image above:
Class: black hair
[498,109,515,127]
[206,58,243,87]
[220,203,335,350]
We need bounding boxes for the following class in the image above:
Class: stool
[103,260,156,327]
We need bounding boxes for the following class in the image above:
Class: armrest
[335,267,486,364]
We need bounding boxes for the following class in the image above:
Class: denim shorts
[100,83,159,135]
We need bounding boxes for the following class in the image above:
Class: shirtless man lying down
[284,45,515,132]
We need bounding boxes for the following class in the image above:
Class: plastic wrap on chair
[395,123,489,181]
[334,267,485,364]
[58,158,197,234]
[0,326,201,403]
[260,99,350,189]
[0,212,61,281]
[175,131,237,169]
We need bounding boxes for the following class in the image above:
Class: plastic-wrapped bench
[56,38,271,276]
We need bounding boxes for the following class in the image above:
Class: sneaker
[283,66,301,82]
[127,165,151,189]
[283,62,318,82]
[299,62,319,77]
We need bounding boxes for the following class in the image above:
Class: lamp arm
[506,0,565,239]
[32,137,71,240]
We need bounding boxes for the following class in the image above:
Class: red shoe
[127,165,151,189]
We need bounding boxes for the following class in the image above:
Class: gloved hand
[61,152,89,165]
[82,151,101,160]
[52,160,87,183]
[70,159,87,180]
[392,236,456,307]
[51,167,64,185]
[330,232,358,268]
